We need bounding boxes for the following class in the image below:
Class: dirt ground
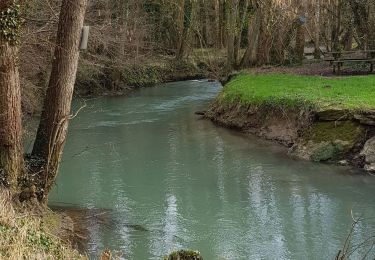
[246,61,375,77]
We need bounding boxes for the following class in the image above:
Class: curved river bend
[50,80,375,259]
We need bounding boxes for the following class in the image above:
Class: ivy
[0,1,22,45]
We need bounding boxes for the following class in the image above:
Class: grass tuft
[0,190,85,260]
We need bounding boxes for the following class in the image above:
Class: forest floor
[245,61,375,77]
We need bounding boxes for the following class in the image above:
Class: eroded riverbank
[206,73,375,173]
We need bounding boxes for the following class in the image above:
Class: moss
[164,250,203,260]
[75,62,105,95]
[121,64,165,87]
[300,121,365,162]
[0,1,23,45]
[304,121,364,147]
[309,142,344,162]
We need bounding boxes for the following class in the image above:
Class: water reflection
[49,80,375,259]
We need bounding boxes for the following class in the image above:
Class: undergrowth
[0,190,85,260]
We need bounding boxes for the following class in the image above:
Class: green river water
[48,80,375,259]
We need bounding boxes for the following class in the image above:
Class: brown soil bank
[206,75,375,173]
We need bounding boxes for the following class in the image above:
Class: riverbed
[49,80,375,259]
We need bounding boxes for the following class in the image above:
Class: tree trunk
[0,2,23,191]
[219,0,226,48]
[332,0,341,51]
[256,3,270,65]
[32,0,88,201]
[343,23,353,51]
[295,0,307,64]
[177,0,196,60]
[213,0,221,48]
[234,0,249,66]
[295,23,305,63]
[314,0,321,59]
[240,7,260,68]
[176,0,185,59]
[226,0,237,69]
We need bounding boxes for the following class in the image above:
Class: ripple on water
[85,119,159,129]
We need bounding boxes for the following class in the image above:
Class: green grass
[219,73,375,110]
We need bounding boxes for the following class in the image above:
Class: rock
[354,110,375,126]
[290,141,345,162]
[316,109,351,121]
[165,250,203,260]
[361,136,375,164]
[310,141,345,162]
[338,160,349,166]
[100,249,112,260]
[290,121,365,162]
[360,136,375,173]
[354,114,375,126]
[195,111,206,116]
[364,163,375,173]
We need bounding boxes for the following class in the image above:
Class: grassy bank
[219,73,375,110]
[0,191,85,259]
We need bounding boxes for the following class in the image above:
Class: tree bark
[256,2,270,65]
[332,0,341,51]
[176,0,185,59]
[32,0,88,200]
[0,2,23,191]
[234,0,249,66]
[219,0,226,48]
[240,6,260,68]
[226,0,237,69]
[295,0,307,64]
[314,0,321,59]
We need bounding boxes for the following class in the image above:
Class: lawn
[219,73,375,110]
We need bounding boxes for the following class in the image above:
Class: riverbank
[74,55,225,96]
[0,190,85,259]
[206,73,375,173]
[23,50,227,116]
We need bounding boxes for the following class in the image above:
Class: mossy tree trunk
[176,0,195,60]
[32,0,88,201]
[233,0,249,66]
[0,1,24,191]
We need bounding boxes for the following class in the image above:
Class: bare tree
[32,0,88,201]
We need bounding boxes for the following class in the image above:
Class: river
[49,80,375,259]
